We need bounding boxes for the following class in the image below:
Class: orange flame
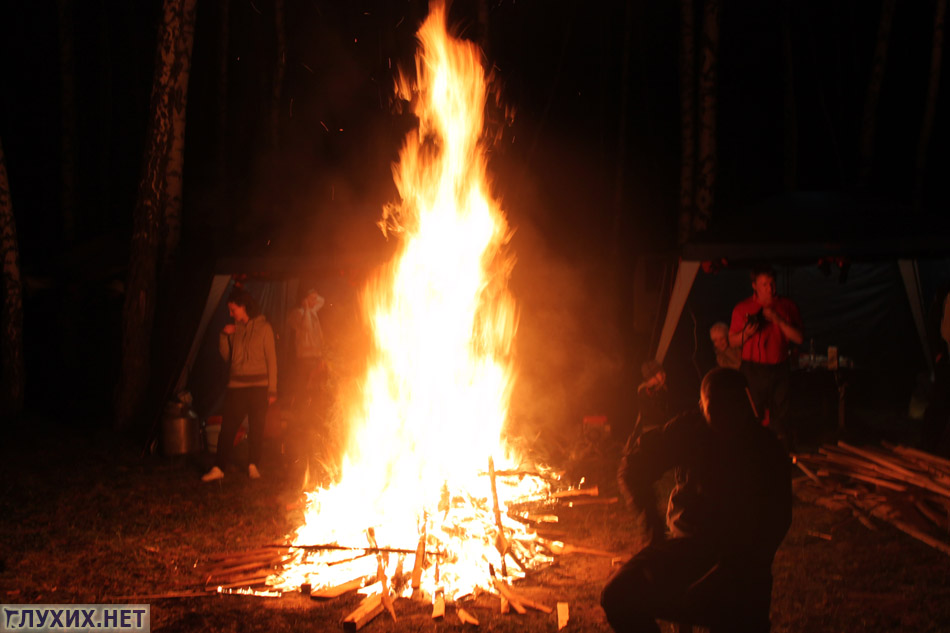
[272,2,551,599]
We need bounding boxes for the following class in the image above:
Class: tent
[170,253,383,417]
[650,192,950,421]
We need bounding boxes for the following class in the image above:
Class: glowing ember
[268,3,553,600]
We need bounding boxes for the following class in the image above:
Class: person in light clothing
[202,286,277,482]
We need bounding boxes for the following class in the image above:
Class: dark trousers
[741,361,791,443]
[601,537,772,633]
[216,386,268,469]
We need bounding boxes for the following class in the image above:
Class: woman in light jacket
[202,286,277,481]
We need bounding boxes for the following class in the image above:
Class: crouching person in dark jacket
[602,367,792,633]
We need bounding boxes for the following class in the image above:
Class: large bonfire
[269,2,552,601]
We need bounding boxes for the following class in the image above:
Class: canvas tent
[651,193,950,407]
[170,253,382,417]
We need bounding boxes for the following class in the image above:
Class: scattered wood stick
[310,577,368,600]
[557,602,569,630]
[263,543,415,554]
[492,579,526,614]
[551,486,599,499]
[457,606,479,625]
[432,591,445,620]
[205,576,270,590]
[342,593,384,632]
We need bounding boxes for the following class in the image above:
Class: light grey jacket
[219,315,278,395]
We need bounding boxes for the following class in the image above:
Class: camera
[746,310,768,329]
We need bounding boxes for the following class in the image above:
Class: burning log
[557,602,569,630]
[342,593,384,633]
[551,486,599,499]
[411,531,426,590]
[457,606,479,625]
[500,596,510,614]
[310,577,369,600]
[488,457,509,577]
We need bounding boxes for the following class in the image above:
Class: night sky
[2,0,949,422]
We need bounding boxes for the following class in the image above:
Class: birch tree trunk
[694,0,719,234]
[162,0,198,263]
[115,0,193,429]
[57,0,77,243]
[677,0,696,245]
[914,0,946,209]
[0,137,25,419]
[858,0,896,188]
[269,0,286,149]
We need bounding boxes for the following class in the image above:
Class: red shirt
[729,295,802,365]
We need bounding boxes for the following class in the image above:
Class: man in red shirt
[729,266,802,450]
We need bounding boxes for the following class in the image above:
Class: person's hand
[762,306,778,323]
[743,320,759,337]
[223,324,236,335]
[268,394,277,405]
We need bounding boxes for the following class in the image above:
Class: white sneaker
[248,464,261,479]
[202,466,224,482]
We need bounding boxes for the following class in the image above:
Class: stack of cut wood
[198,547,290,593]
[793,441,950,556]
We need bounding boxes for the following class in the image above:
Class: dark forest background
[1,0,949,435]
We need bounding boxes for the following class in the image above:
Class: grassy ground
[1,419,949,633]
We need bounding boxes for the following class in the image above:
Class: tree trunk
[693,0,719,234]
[782,0,798,190]
[914,0,946,209]
[677,0,696,245]
[858,0,896,188]
[162,0,198,264]
[115,0,192,429]
[611,0,633,258]
[0,136,25,419]
[57,0,77,243]
[216,0,231,187]
[97,0,113,233]
[269,0,286,149]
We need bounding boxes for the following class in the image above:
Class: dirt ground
[1,419,950,633]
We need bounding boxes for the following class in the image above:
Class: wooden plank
[310,577,367,600]
[342,594,384,632]
[557,602,569,630]
[457,607,479,625]
[500,596,510,614]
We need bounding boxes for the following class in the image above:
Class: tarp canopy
[172,253,382,417]
[651,192,950,416]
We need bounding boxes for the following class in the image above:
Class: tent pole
[655,260,701,365]
[898,259,935,378]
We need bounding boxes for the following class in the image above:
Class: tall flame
[272,3,549,599]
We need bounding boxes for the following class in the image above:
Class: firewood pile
[196,478,619,630]
[792,441,950,556]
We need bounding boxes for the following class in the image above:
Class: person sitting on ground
[633,359,669,439]
[202,286,277,482]
[709,321,741,370]
[602,367,792,633]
